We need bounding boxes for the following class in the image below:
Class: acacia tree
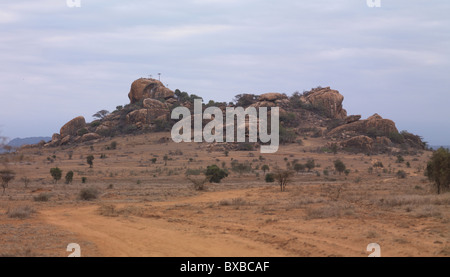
[0,169,15,195]
[92,110,110,120]
[273,168,294,192]
[65,171,74,184]
[50,167,62,184]
[334,159,346,175]
[87,155,94,168]
[205,165,228,183]
[426,147,450,194]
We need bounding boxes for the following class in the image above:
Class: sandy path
[39,189,291,257]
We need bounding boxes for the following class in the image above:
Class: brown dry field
[0,132,449,257]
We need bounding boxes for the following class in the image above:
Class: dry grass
[0,132,448,256]
[6,205,36,219]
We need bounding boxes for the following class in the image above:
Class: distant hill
[430,145,450,150]
[2,137,51,151]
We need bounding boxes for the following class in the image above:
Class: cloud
[0,0,449,145]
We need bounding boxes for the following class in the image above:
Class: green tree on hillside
[426,147,450,194]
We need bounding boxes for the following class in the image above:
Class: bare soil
[1,133,448,257]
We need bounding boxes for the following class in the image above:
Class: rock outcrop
[339,135,374,152]
[250,92,289,112]
[128,78,175,104]
[43,78,425,153]
[304,87,347,119]
[259,93,287,102]
[126,98,170,129]
[143,98,170,119]
[345,115,361,124]
[81,133,102,142]
[327,113,398,138]
[60,116,86,138]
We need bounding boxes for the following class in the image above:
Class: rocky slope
[42,79,426,154]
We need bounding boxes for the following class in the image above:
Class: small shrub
[236,143,255,151]
[77,128,89,136]
[294,163,306,174]
[265,173,275,183]
[396,170,407,179]
[396,155,405,163]
[305,159,315,171]
[33,193,51,202]
[87,155,94,168]
[205,165,228,183]
[0,169,15,195]
[79,187,99,201]
[49,167,62,184]
[7,206,35,219]
[110,141,117,150]
[333,159,346,175]
[65,171,74,184]
[81,177,87,184]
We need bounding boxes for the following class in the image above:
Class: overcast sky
[0,0,449,145]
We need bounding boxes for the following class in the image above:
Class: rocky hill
[41,78,426,154]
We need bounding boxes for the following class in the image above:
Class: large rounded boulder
[305,87,347,119]
[60,116,86,137]
[128,78,175,104]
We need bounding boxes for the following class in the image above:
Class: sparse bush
[294,163,305,174]
[81,177,87,184]
[185,168,204,176]
[425,147,450,194]
[187,177,209,191]
[205,165,228,183]
[7,206,35,219]
[279,125,297,144]
[86,155,94,168]
[373,161,384,168]
[334,159,346,175]
[231,160,252,175]
[396,170,407,179]
[110,141,117,150]
[396,155,405,163]
[49,167,62,184]
[79,187,99,200]
[154,119,171,132]
[90,121,101,128]
[65,171,74,184]
[236,143,254,151]
[34,193,51,202]
[0,169,15,195]
[273,169,294,192]
[261,165,269,174]
[77,128,89,136]
[389,131,405,144]
[265,173,275,183]
[305,159,315,171]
